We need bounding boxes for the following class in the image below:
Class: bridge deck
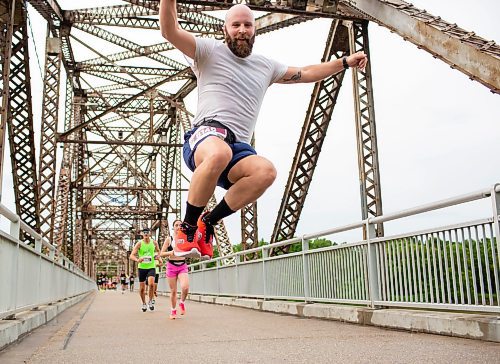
[1,291,499,363]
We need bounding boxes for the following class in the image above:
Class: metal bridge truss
[0,0,496,273]
[1,1,40,246]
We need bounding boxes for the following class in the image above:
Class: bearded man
[159,1,367,259]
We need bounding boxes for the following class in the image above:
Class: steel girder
[80,45,175,67]
[54,77,75,254]
[270,20,348,255]
[347,0,500,93]
[72,23,184,70]
[160,107,180,236]
[241,201,258,260]
[27,1,78,72]
[77,64,179,77]
[38,29,62,243]
[122,0,225,35]
[91,76,175,94]
[85,94,171,113]
[241,137,258,259]
[74,217,84,268]
[59,68,190,139]
[0,0,15,199]
[4,2,40,244]
[158,0,364,20]
[349,21,383,238]
[73,95,87,270]
[27,0,63,23]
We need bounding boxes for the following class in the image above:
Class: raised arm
[159,0,196,59]
[277,52,368,84]
[160,236,174,258]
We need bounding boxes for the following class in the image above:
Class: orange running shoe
[169,309,177,320]
[179,302,186,315]
[173,222,201,259]
[197,212,214,259]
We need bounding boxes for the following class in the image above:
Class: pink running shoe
[169,309,177,320]
[179,302,186,315]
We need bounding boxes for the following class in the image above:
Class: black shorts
[138,268,156,282]
[154,273,159,284]
[120,280,126,285]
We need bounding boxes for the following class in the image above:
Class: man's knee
[200,149,232,172]
[257,163,277,188]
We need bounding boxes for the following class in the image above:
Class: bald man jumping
[159,1,368,259]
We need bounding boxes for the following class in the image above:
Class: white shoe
[141,304,147,312]
[173,247,201,259]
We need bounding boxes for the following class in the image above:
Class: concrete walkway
[1,290,499,363]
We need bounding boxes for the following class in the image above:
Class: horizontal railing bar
[369,185,500,225]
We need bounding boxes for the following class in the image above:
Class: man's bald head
[223,4,256,58]
[224,4,255,25]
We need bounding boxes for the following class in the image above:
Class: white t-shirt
[191,37,288,144]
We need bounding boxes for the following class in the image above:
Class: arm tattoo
[283,70,302,83]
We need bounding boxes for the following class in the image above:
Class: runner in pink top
[160,219,189,319]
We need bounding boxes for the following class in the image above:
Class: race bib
[189,126,227,149]
[142,256,152,263]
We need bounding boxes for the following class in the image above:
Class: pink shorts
[166,261,188,278]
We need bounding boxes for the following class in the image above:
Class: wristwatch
[342,56,349,69]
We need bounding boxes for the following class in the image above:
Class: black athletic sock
[205,198,235,225]
[184,202,205,226]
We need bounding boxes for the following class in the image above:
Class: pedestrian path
[1,290,499,363]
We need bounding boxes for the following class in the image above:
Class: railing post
[216,260,220,296]
[366,218,380,308]
[35,237,42,253]
[49,245,55,260]
[10,216,20,240]
[235,255,240,297]
[302,236,310,302]
[491,184,500,276]
[262,247,268,300]
[11,242,20,317]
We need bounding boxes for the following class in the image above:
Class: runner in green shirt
[129,227,161,312]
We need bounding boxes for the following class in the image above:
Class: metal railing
[0,203,96,319]
[188,184,500,313]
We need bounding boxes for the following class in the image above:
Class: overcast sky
[1,0,498,248]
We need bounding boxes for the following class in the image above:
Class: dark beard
[225,33,255,58]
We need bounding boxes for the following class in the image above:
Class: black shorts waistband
[168,260,186,267]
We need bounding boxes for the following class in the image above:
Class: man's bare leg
[224,155,277,210]
[189,136,232,206]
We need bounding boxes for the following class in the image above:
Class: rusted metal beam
[347,0,500,93]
